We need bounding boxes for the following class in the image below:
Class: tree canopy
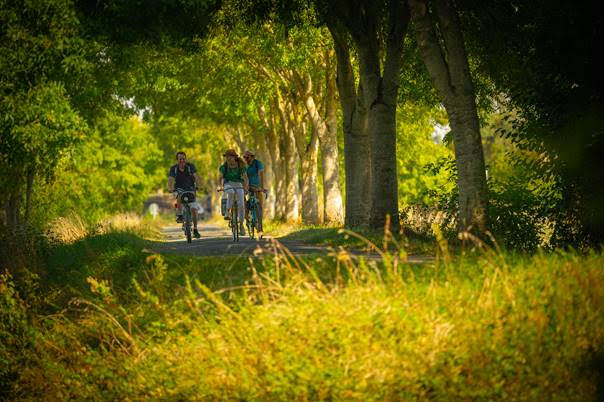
[1,0,602,248]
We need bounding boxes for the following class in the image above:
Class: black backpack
[172,163,194,177]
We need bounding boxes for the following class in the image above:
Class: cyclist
[217,149,248,235]
[243,150,266,237]
[168,151,203,238]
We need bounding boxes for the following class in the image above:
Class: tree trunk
[329,23,371,228]
[354,1,409,231]
[276,93,300,222]
[5,192,21,227]
[257,105,277,220]
[300,127,321,224]
[24,167,34,224]
[321,54,344,224]
[409,0,488,232]
[290,97,315,224]
[4,168,22,227]
[284,125,300,222]
[296,67,343,225]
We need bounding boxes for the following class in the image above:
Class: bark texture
[299,127,321,224]
[276,94,300,222]
[409,0,488,232]
[329,22,371,227]
[257,105,277,219]
[321,55,344,224]
[298,65,344,225]
[344,0,409,231]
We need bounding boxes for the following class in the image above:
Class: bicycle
[174,188,196,243]
[246,187,267,240]
[218,186,242,242]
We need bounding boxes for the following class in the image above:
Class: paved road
[144,224,432,264]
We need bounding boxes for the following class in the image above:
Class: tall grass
[1,216,603,399]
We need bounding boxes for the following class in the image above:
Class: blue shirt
[246,159,264,187]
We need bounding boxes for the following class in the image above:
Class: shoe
[193,229,201,238]
[223,215,230,220]
[258,231,264,240]
[176,215,183,223]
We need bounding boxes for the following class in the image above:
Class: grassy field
[1,216,603,400]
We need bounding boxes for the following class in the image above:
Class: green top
[220,163,246,183]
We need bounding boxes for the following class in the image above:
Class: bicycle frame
[246,191,258,239]
[220,185,242,242]
[175,188,195,243]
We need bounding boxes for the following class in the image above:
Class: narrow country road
[144,223,432,264]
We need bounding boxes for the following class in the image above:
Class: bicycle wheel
[248,217,255,239]
[248,200,256,239]
[231,201,239,242]
[184,207,192,243]
[185,225,192,243]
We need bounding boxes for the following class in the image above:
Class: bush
[0,274,35,397]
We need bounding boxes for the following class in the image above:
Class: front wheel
[185,225,192,243]
[231,203,239,242]
[183,205,193,243]
[247,218,255,239]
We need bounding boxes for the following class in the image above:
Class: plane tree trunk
[409,0,488,233]
[327,0,410,231]
[328,22,370,228]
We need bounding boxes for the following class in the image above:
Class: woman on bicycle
[218,149,248,235]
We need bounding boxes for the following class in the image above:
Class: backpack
[172,163,193,177]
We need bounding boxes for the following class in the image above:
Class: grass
[265,220,435,255]
[1,216,604,400]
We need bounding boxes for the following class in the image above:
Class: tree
[318,0,410,230]
[459,0,604,245]
[0,0,90,226]
[328,23,370,227]
[408,0,488,233]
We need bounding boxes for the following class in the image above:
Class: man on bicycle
[168,151,203,238]
[218,149,248,235]
[243,150,266,237]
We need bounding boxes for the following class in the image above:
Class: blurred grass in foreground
[1,215,603,400]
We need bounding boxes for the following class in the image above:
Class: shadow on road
[144,224,433,264]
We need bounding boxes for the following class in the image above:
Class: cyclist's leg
[235,187,245,222]
[225,185,236,217]
[175,196,183,221]
[192,205,198,227]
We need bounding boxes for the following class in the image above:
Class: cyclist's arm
[218,170,225,190]
[243,171,249,191]
[259,169,265,190]
[168,176,175,193]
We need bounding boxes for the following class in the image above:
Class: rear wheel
[248,203,256,240]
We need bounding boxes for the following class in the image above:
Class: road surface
[144,223,432,263]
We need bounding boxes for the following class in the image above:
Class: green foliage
[0,82,85,176]
[0,274,36,397]
[396,104,454,207]
[32,115,164,225]
[461,1,604,245]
